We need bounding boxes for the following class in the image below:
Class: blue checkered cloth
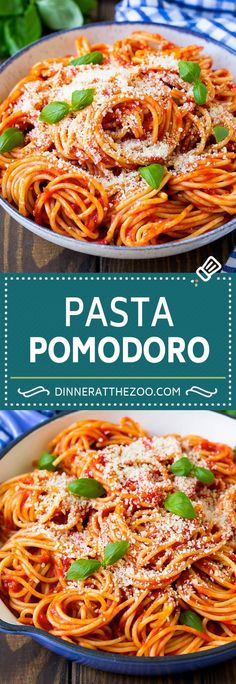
[222,246,236,271]
[116,0,236,50]
[116,0,236,270]
[0,411,56,449]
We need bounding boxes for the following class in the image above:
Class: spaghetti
[0,31,236,246]
[0,416,236,656]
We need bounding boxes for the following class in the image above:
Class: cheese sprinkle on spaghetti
[0,417,236,656]
[0,30,236,246]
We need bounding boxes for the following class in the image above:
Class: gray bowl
[0,409,236,673]
[0,21,236,259]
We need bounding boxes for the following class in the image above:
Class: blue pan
[0,409,236,673]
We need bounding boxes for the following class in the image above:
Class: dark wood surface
[0,1,236,681]
[1,633,236,684]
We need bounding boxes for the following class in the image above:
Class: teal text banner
[1,273,234,409]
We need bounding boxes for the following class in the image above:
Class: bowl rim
[0,20,236,255]
[0,409,236,665]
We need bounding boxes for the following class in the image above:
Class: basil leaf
[39,101,70,124]
[36,0,83,31]
[180,610,203,632]
[68,478,106,498]
[4,4,42,55]
[164,492,196,519]
[66,541,129,580]
[139,163,165,190]
[66,558,101,580]
[71,88,95,111]
[170,457,193,477]
[0,21,8,58]
[69,51,104,66]
[193,466,215,485]
[102,540,129,567]
[38,452,56,471]
[193,80,208,105]
[213,125,229,143]
[0,0,24,16]
[178,60,201,83]
[0,27,8,57]
[0,127,24,153]
[77,0,96,13]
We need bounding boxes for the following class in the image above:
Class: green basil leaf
[71,88,95,111]
[102,540,129,567]
[4,4,42,55]
[170,457,193,477]
[164,492,196,519]
[0,21,8,58]
[66,558,101,580]
[69,51,104,66]
[36,0,83,31]
[68,478,106,498]
[0,127,24,153]
[213,125,229,143]
[39,101,70,123]
[0,0,24,16]
[178,60,201,83]
[193,466,215,485]
[139,163,165,189]
[180,610,203,632]
[193,80,208,105]
[76,0,96,13]
[38,452,56,471]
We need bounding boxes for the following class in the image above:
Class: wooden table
[0,1,236,681]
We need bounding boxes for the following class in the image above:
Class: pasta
[0,416,236,657]
[0,31,236,246]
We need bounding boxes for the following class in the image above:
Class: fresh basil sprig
[71,88,95,111]
[66,558,101,581]
[213,125,229,143]
[78,0,96,11]
[39,101,70,124]
[68,477,106,498]
[0,127,24,153]
[178,60,201,83]
[69,51,104,66]
[193,80,208,105]
[193,466,215,484]
[39,88,95,124]
[180,610,203,632]
[66,540,129,580]
[139,163,165,189]
[178,60,208,105]
[1,1,96,57]
[102,541,129,567]
[164,491,196,519]
[36,0,83,31]
[38,452,57,471]
[0,21,8,58]
[4,3,41,55]
[170,457,214,485]
[0,0,23,18]
[170,456,193,477]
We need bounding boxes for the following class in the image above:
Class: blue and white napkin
[222,246,236,271]
[0,410,56,449]
[116,0,236,50]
